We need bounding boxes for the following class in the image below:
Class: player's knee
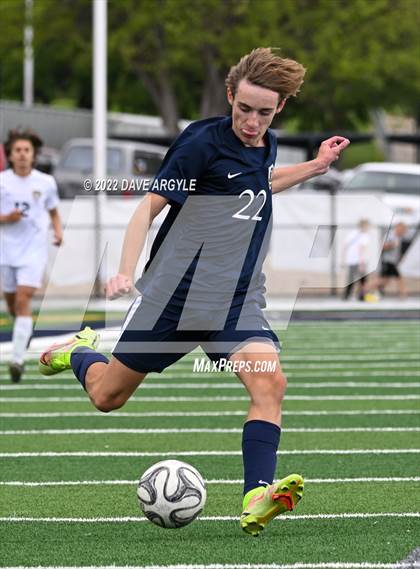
[266,370,287,403]
[248,369,287,405]
[14,294,31,315]
[91,392,126,413]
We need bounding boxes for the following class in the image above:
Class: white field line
[9,353,420,363]
[6,372,420,383]
[12,359,420,368]
[0,512,419,523]
[279,355,420,360]
[2,360,419,377]
[283,332,420,336]
[1,395,419,403]
[11,361,420,374]
[0,565,418,569]
[1,427,419,436]
[4,373,420,384]
[1,449,418,458]
[1,381,419,392]
[2,374,419,383]
[282,339,420,344]
[143,372,420,379]
[1,381,419,391]
[283,319,420,324]
[1,409,418,418]
[2,476,419,487]
[175,371,420,378]
[277,337,420,342]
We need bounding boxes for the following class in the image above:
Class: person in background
[342,219,371,301]
[378,222,408,299]
[0,129,63,382]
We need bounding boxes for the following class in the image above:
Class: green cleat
[240,474,304,537]
[39,326,100,376]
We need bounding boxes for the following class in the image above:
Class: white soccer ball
[137,459,206,528]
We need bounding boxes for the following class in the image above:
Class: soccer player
[39,48,349,535]
[0,129,63,382]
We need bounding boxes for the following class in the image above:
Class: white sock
[12,316,33,364]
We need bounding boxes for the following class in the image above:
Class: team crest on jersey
[32,190,42,200]
[268,164,274,190]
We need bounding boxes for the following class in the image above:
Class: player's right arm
[105,192,168,299]
[0,209,23,224]
[106,127,208,299]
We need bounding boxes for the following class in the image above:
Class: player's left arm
[45,176,63,246]
[48,208,63,246]
[271,136,350,194]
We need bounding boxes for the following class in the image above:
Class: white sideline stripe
[2,476,419,487]
[1,409,418,418]
[7,372,420,382]
[0,565,418,569]
[1,427,419,435]
[1,449,418,458]
[2,381,419,391]
[1,395,419,402]
[0,512,419,523]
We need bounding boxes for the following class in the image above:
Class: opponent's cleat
[240,474,304,537]
[9,362,24,383]
[39,326,99,376]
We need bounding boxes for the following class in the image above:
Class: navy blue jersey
[137,116,277,315]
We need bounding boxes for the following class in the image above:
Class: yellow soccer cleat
[39,326,99,376]
[240,474,304,536]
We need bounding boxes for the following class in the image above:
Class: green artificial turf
[0,320,419,567]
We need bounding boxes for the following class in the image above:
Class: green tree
[0,0,26,102]
[259,0,420,130]
[1,0,419,134]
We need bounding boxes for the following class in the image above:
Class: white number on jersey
[232,189,266,221]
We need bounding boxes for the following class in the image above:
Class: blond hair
[225,47,306,101]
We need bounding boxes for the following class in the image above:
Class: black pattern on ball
[137,460,207,529]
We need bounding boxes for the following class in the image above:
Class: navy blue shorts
[112,296,280,374]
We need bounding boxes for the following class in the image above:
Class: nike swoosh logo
[227,172,242,179]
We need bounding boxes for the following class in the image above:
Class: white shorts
[0,262,46,293]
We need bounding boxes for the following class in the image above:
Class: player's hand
[7,209,23,223]
[53,232,63,246]
[105,273,134,300]
[316,136,350,173]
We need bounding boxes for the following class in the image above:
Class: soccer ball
[137,459,206,528]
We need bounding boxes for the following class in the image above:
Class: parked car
[343,162,419,195]
[36,146,60,174]
[54,138,168,198]
[341,162,420,237]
